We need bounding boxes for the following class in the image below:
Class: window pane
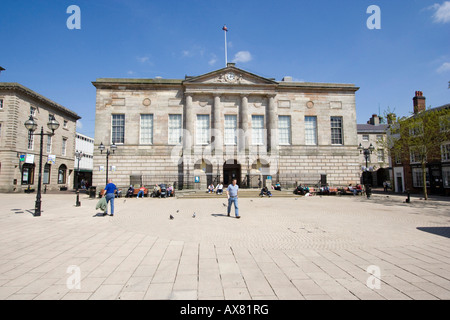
[331,117,343,145]
[46,136,52,154]
[252,115,264,145]
[305,116,318,145]
[62,138,67,156]
[443,167,450,188]
[224,115,237,145]
[43,164,51,184]
[278,116,291,145]
[442,143,450,162]
[168,114,182,145]
[27,132,34,150]
[196,115,210,145]
[112,114,125,144]
[140,114,153,144]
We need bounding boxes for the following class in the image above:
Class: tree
[386,106,450,200]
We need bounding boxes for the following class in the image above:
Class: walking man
[104,179,117,216]
[226,179,240,219]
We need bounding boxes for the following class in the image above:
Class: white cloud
[430,1,450,23]
[127,70,135,75]
[137,56,150,63]
[208,54,217,66]
[232,51,252,63]
[437,62,450,73]
[76,120,83,130]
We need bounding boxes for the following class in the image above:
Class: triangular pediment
[183,64,277,86]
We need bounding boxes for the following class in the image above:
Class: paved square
[0,192,449,300]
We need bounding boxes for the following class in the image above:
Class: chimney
[368,114,380,126]
[413,91,426,114]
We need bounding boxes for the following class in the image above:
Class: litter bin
[89,186,97,199]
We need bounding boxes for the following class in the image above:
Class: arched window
[43,163,51,185]
[58,164,67,184]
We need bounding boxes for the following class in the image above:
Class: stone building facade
[92,64,360,189]
[0,83,80,192]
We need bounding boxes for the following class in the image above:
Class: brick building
[391,91,450,195]
[92,64,360,190]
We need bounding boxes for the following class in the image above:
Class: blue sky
[1,0,449,138]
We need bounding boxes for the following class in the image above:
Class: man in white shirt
[216,182,223,195]
[226,179,240,219]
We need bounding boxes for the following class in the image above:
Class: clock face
[226,72,235,81]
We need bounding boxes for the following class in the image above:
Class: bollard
[406,191,410,203]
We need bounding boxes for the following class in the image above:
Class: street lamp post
[98,142,117,186]
[24,115,60,217]
[75,150,84,207]
[358,143,375,188]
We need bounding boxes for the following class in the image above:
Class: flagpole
[223,25,228,66]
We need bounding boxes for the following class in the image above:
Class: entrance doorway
[223,160,241,186]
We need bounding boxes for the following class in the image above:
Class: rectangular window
[410,146,425,164]
[331,117,343,145]
[30,106,36,117]
[43,164,51,185]
[46,135,52,154]
[278,116,291,145]
[0,99,3,109]
[362,134,369,142]
[377,149,384,163]
[395,152,402,165]
[305,116,318,146]
[412,167,429,188]
[224,115,237,145]
[442,143,450,162]
[409,122,424,136]
[111,114,125,144]
[440,115,450,132]
[252,115,264,145]
[27,132,34,150]
[62,138,67,156]
[443,167,450,188]
[63,120,68,128]
[168,114,182,145]
[140,114,153,144]
[196,115,210,145]
[376,135,383,142]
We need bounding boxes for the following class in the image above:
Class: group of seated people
[293,184,310,195]
[207,183,224,195]
[124,184,174,198]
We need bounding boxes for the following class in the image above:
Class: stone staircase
[175,188,298,199]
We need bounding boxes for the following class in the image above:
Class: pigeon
[170,215,174,220]
[192,212,196,218]
[176,210,179,213]
[222,203,227,207]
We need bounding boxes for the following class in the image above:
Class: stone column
[266,94,278,153]
[239,94,249,151]
[184,94,194,149]
[213,94,223,159]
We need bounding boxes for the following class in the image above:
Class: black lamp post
[358,143,375,169]
[75,150,84,207]
[98,142,117,186]
[24,115,60,217]
[358,143,375,186]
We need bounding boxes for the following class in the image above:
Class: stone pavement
[0,192,449,300]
